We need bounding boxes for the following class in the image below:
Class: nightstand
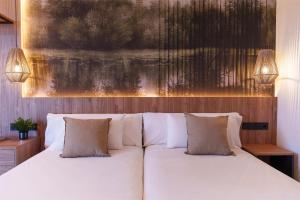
[243,144,294,178]
[0,137,40,175]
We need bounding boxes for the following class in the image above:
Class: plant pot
[19,132,29,140]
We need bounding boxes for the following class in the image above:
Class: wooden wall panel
[0,0,15,22]
[0,1,277,147]
[10,97,276,146]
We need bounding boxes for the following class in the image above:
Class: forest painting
[22,0,276,97]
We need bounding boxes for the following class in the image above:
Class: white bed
[144,145,300,200]
[0,146,143,200]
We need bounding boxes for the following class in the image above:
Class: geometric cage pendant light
[253,49,279,85]
[5,48,31,83]
[5,0,30,83]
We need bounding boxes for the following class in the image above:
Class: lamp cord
[15,0,18,48]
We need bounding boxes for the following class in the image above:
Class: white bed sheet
[0,146,143,200]
[144,145,300,200]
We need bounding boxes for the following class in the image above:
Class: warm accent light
[5,0,31,83]
[253,49,279,85]
[261,65,270,74]
[5,48,31,83]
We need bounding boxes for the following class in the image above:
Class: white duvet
[0,146,143,200]
[144,145,300,200]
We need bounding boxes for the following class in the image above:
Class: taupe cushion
[185,114,233,156]
[60,118,111,158]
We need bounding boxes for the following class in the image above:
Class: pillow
[192,113,242,148]
[167,114,187,148]
[143,113,168,147]
[45,114,65,148]
[166,112,242,148]
[123,114,143,147]
[185,114,233,156]
[46,114,125,150]
[60,118,110,158]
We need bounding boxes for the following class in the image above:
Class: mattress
[0,146,143,200]
[144,145,300,200]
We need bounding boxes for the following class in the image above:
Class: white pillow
[45,114,65,148]
[45,114,125,150]
[228,113,243,148]
[123,114,143,147]
[167,114,187,148]
[166,113,243,149]
[143,113,168,147]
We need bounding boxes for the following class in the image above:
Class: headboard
[34,97,277,145]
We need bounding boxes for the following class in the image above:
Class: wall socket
[241,122,269,130]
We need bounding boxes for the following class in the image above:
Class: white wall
[276,0,300,181]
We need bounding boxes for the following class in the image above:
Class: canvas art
[22,0,276,97]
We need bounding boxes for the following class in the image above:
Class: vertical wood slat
[0,0,15,22]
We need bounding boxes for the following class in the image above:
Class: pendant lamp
[253,49,278,85]
[5,0,30,83]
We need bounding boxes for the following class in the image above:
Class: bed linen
[144,145,300,200]
[0,146,143,200]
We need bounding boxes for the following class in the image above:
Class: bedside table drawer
[0,165,14,175]
[0,150,15,165]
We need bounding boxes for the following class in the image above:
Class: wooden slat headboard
[34,97,277,145]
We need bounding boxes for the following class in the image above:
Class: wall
[0,1,29,136]
[0,1,277,147]
[0,0,15,22]
[276,0,300,180]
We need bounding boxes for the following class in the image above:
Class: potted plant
[12,118,37,140]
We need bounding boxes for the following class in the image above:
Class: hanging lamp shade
[253,49,278,85]
[5,48,31,83]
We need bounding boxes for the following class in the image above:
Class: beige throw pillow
[60,118,111,158]
[185,114,233,156]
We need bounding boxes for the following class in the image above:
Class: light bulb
[261,66,270,74]
[14,64,22,73]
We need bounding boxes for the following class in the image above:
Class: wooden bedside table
[243,144,294,178]
[0,137,40,175]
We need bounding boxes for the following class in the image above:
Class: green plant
[12,118,36,133]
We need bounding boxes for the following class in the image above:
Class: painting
[21,0,276,97]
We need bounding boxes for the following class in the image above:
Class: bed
[0,146,143,200]
[144,145,300,200]
[1,112,299,200]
